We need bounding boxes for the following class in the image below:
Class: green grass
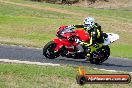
[0,63,131,88]
[0,0,132,58]
[0,2,71,18]
[12,0,132,22]
[110,44,132,59]
[4,0,132,22]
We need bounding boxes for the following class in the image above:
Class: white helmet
[84,16,95,29]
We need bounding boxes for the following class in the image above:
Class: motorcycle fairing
[52,38,77,51]
[53,29,90,51]
[74,29,90,42]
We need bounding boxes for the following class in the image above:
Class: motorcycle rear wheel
[89,45,110,64]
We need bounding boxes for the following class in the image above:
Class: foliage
[30,0,79,4]
[30,0,109,4]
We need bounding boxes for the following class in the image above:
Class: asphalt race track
[0,45,132,72]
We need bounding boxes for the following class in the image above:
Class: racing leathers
[73,23,104,57]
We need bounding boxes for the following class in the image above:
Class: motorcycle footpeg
[66,53,75,58]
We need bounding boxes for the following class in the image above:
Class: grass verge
[0,63,131,88]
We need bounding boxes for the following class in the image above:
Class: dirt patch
[0,0,77,15]
[73,0,132,9]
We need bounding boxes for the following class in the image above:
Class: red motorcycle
[43,26,119,64]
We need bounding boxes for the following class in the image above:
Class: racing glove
[75,38,82,44]
[68,36,75,43]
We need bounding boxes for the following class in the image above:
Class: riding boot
[84,48,91,61]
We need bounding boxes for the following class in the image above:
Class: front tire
[43,41,60,59]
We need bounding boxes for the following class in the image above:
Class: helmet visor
[84,24,91,29]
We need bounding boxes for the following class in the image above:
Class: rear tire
[43,41,60,59]
[90,45,110,64]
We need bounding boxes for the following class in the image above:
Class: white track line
[93,67,132,74]
[0,44,132,73]
[0,43,41,50]
[0,59,132,73]
[0,59,60,66]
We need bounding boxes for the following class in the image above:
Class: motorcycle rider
[57,16,104,59]
[73,16,104,59]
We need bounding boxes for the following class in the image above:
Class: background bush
[30,0,109,4]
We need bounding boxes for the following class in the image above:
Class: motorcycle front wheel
[43,41,60,59]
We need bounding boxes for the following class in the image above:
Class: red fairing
[74,29,90,42]
[56,25,67,36]
[60,29,90,41]
[52,38,77,51]
[61,32,76,39]
[58,25,67,31]
[53,29,90,51]
[52,39,63,51]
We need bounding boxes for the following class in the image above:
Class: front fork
[76,45,84,52]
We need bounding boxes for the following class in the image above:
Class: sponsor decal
[76,67,131,85]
